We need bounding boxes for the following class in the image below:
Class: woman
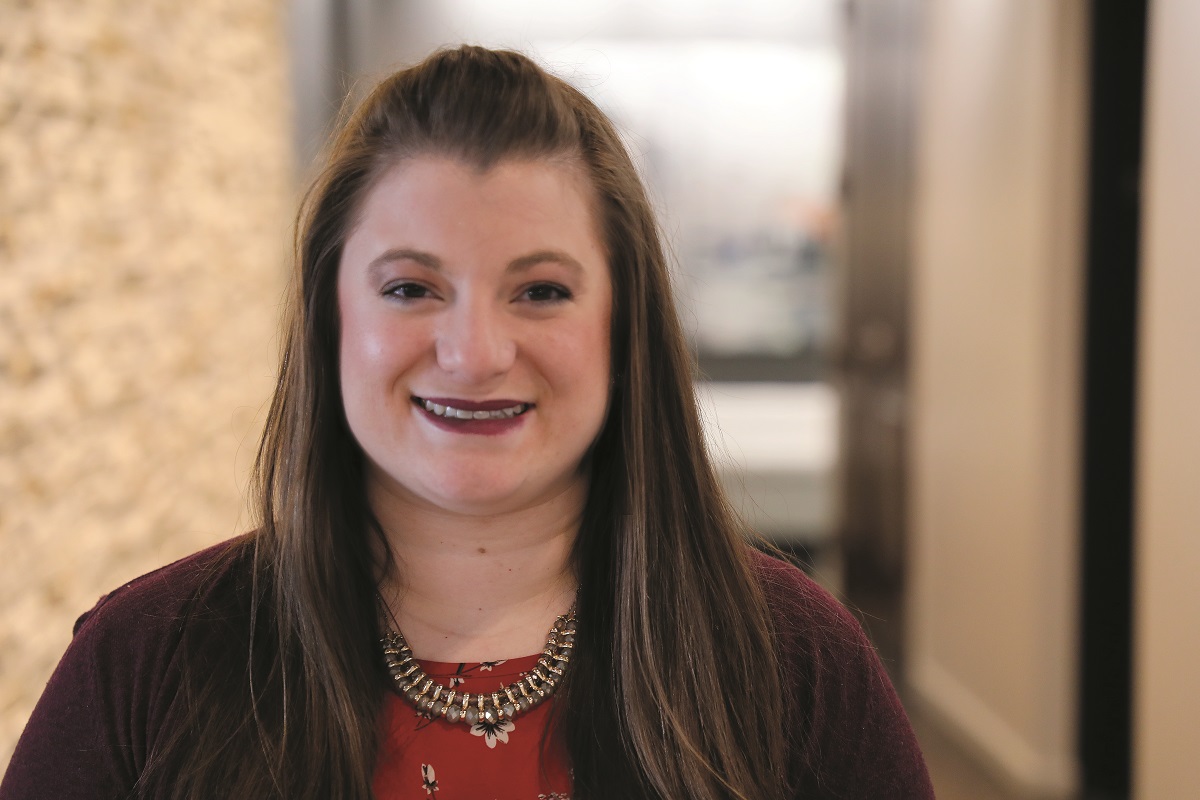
[1,46,932,799]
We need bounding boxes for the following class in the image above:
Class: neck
[372,481,582,663]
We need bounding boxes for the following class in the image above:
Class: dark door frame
[1078,1,1148,797]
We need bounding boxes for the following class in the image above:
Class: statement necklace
[380,607,577,726]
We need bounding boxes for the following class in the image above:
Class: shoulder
[747,548,870,661]
[746,548,935,798]
[1,536,259,799]
[65,534,259,707]
[72,534,255,645]
[66,534,258,718]
[745,547,893,716]
[746,546,838,614]
[746,548,891,713]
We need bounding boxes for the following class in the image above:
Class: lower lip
[416,405,530,436]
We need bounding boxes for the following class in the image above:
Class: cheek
[342,321,389,370]
[338,284,397,370]
[560,312,612,397]
[337,295,398,414]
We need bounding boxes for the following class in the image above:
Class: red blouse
[373,654,573,800]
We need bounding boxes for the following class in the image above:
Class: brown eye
[385,282,431,300]
[522,283,571,303]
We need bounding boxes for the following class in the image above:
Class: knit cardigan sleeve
[0,541,240,800]
[751,550,935,799]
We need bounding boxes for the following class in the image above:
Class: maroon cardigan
[1,539,933,798]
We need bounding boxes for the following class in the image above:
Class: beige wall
[1134,0,1200,795]
[0,1,291,768]
[907,1,1087,795]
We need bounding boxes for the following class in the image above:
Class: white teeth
[420,399,528,420]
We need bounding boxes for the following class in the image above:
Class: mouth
[411,396,533,421]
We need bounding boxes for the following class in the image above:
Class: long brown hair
[140,46,791,799]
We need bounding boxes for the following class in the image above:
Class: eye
[521,283,572,303]
[383,282,433,300]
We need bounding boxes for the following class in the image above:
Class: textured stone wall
[0,0,292,768]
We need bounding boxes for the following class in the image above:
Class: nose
[434,296,517,383]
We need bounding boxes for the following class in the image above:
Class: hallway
[914,706,1028,800]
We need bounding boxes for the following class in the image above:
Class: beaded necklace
[380,607,576,726]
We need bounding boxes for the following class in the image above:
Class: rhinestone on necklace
[380,608,576,726]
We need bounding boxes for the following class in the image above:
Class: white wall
[1134,0,1200,796]
[906,2,1088,795]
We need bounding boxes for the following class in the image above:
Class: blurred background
[1,1,1197,798]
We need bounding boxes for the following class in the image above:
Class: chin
[409,472,530,514]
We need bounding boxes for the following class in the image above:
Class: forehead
[344,155,605,261]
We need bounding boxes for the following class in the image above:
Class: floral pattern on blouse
[373,653,572,800]
[469,718,515,748]
[421,764,438,795]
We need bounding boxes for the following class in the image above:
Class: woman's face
[337,156,613,519]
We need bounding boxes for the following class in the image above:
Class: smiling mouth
[412,396,532,420]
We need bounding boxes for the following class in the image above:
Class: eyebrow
[366,247,584,279]
[366,248,442,281]
[507,249,584,276]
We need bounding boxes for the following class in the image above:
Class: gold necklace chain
[380,608,576,726]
